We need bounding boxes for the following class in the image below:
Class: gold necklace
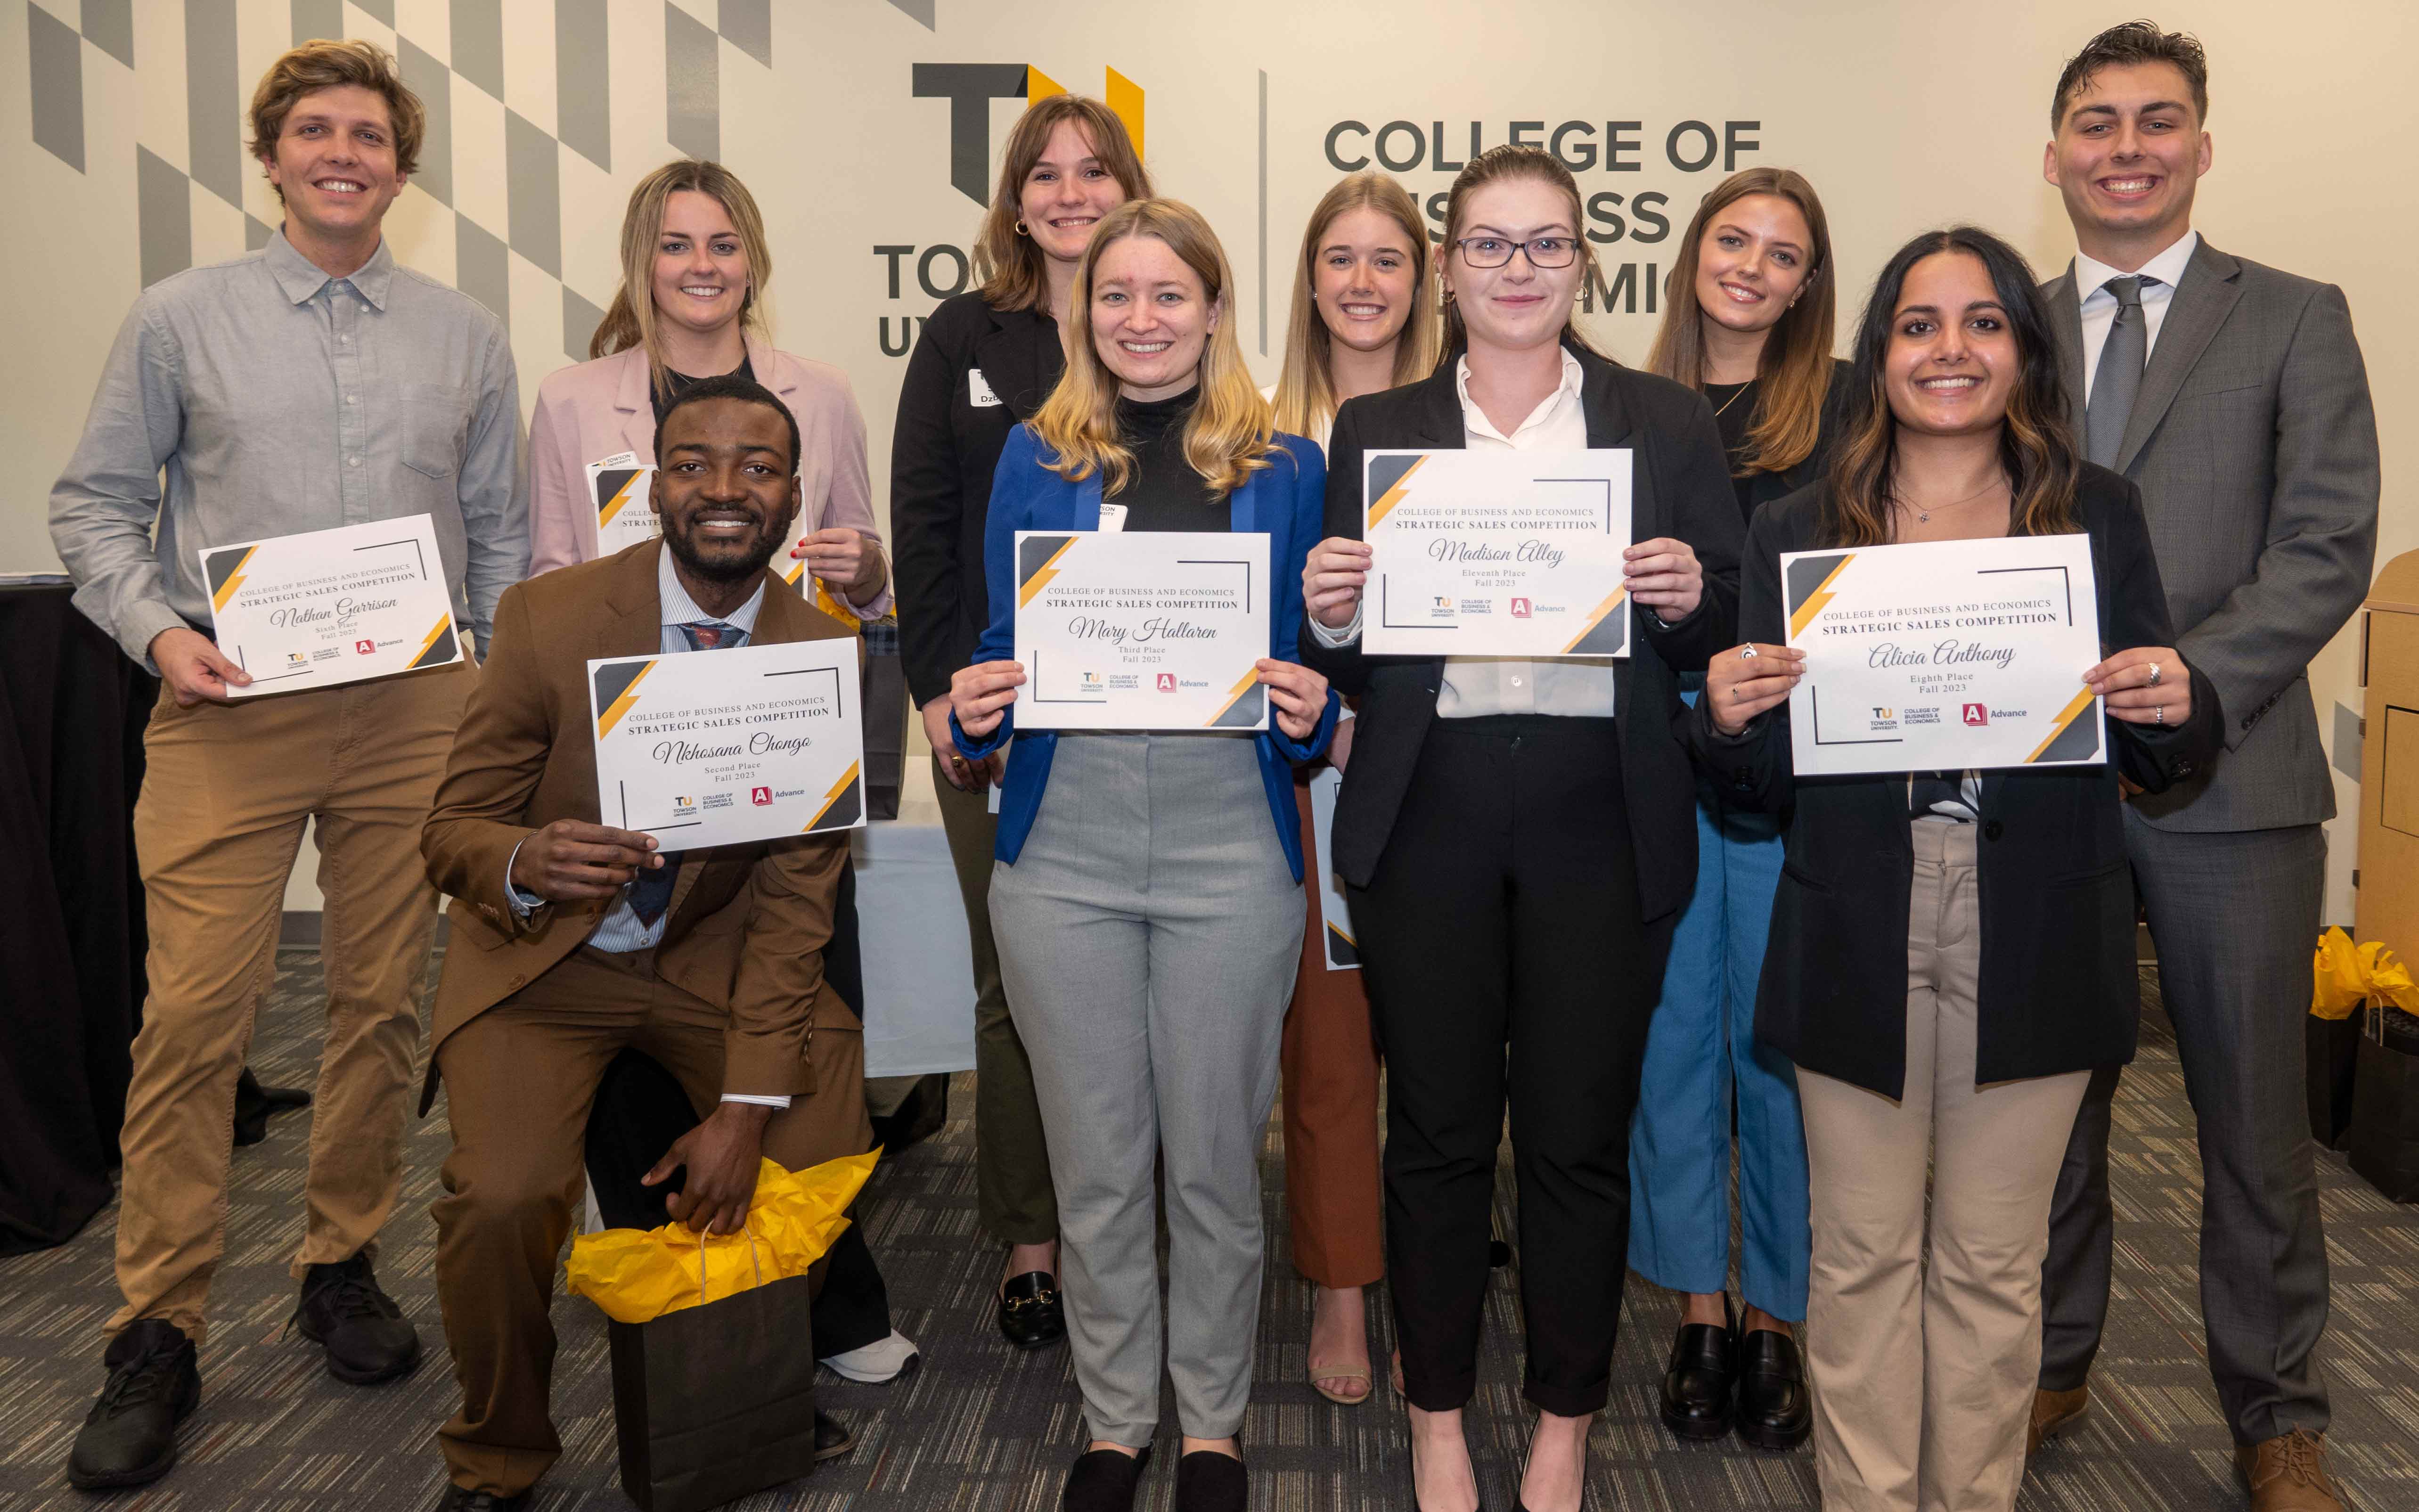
[1709,380,1754,418]
[1898,477,2007,524]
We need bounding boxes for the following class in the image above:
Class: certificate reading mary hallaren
[1361,449,1634,657]
[198,515,462,696]
[1013,530,1271,732]
[1782,533,2106,776]
[589,639,867,847]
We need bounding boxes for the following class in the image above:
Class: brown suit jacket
[418,539,863,1113]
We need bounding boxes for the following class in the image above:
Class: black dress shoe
[295,1251,422,1384]
[66,1320,200,1490]
[433,1488,528,1511]
[1734,1327,1812,1451]
[1063,1445,1150,1511]
[814,1410,858,1461]
[998,1269,1067,1350]
[1176,1448,1247,1511]
[1659,1298,1737,1441]
[231,1067,312,1148]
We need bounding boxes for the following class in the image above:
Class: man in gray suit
[2030,22,2378,1512]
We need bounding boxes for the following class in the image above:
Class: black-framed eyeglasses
[1453,235,1579,269]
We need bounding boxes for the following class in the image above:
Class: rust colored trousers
[1281,778,1384,1289]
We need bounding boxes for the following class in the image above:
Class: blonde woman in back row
[1261,170,1442,1407]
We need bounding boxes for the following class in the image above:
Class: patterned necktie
[2084,275,2157,467]
[628,620,749,924]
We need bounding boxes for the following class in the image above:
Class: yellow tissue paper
[564,1150,876,1324]
[2311,928,2419,1021]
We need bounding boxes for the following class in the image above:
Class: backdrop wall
[3,0,2405,923]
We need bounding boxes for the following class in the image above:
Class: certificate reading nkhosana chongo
[198,514,461,697]
[1361,449,1633,657]
[1782,532,2106,776]
[1013,530,1270,732]
[590,638,867,847]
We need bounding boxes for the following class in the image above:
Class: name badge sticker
[968,369,1003,408]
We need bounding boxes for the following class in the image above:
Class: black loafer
[1176,1448,1247,1511]
[999,1269,1067,1350]
[433,1488,528,1511]
[1063,1444,1150,1511]
[65,1319,200,1490]
[1659,1298,1737,1441]
[296,1251,422,1384]
[814,1410,858,1461]
[1735,1326,1812,1451]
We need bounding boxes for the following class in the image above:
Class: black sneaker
[295,1251,422,1384]
[65,1319,200,1490]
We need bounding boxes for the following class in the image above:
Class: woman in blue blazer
[951,198,1335,1512]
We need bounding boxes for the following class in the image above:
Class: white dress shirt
[507,548,786,1109]
[1310,350,1618,718]
[2075,230,2200,404]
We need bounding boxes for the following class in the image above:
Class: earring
[1015,218,1029,236]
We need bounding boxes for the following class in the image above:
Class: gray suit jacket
[2045,238,2379,832]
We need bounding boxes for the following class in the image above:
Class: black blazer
[1733,359,1855,522]
[1304,342,1745,925]
[1686,467,2220,1098]
[890,292,1065,706]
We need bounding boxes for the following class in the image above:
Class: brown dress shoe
[2234,1430,2344,1512]
[2027,1385,2090,1453]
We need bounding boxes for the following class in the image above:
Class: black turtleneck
[1113,388,1229,533]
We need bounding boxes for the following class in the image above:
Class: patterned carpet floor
[2,955,2414,1510]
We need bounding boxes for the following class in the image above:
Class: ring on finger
[2147,661,2164,687]
[2155,703,2167,725]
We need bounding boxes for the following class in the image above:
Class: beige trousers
[111,662,473,1343]
[1797,822,2092,1512]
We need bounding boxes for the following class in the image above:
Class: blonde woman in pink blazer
[527,159,891,620]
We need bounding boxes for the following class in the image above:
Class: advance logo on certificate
[1782,532,2105,776]
[1013,530,1270,732]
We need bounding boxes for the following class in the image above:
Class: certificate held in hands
[1782,532,2105,776]
[589,639,866,847]
[1361,449,1633,657]
[1013,530,1270,732]
[199,514,461,696]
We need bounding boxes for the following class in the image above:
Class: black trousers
[1350,715,1671,1417]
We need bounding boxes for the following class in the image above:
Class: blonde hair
[247,40,424,198]
[1031,198,1277,499]
[1439,145,1607,359]
[589,160,774,397]
[1646,168,1838,477]
[1272,172,1445,439]
[973,96,1153,315]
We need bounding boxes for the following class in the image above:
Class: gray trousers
[2041,814,2330,1444]
[989,734,1305,1446]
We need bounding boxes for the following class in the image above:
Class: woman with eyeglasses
[1300,145,1742,1512]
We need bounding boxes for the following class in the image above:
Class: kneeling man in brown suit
[419,376,868,1511]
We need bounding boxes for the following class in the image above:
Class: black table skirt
[0,583,154,1255]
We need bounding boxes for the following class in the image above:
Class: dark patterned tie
[628,620,749,924]
[2084,275,2157,467]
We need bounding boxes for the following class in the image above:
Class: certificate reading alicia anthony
[589,639,866,847]
[1013,530,1270,732]
[1782,532,2105,776]
[199,514,461,697]
[1361,449,1633,657]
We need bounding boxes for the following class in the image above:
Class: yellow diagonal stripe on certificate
[596,661,655,738]
[209,546,259,613]
[806,761,863,830]
[408,615,452,664]
[1364,455,1428,530]
[1205,667,1264,727]
[1561,587,1630,654]
[597,473,643,526]
[1017,537,1082,607]
[1787,554,1857,640]
[2024,687,2101,763]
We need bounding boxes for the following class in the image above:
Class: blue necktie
[628,619,747,925]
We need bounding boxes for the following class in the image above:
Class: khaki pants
[432,944,872,1496]
[1798,822,2092,1512]
[1281,778,1383,1289]
[111,662,474,1344]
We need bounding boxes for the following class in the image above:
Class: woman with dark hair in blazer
[952,198,1335,1512]
[890,94,1151,1348]
[1300,144,1742,1512]
[1693,226,2216,1512]
[1627,166,1847,1450]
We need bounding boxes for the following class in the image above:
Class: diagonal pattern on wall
[21,0,775,362]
